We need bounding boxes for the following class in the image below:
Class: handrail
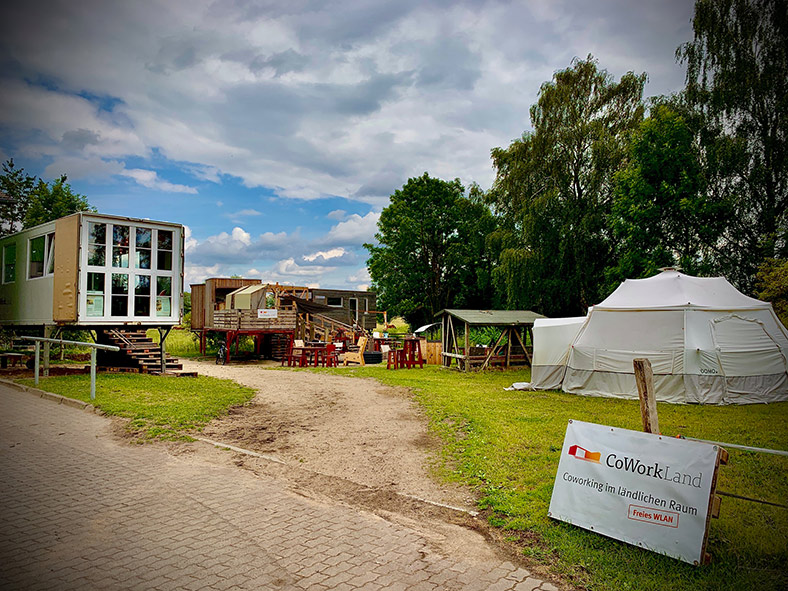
[20,336,120,401]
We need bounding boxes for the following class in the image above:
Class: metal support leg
[90,349,97,400]
[34,342,40,386]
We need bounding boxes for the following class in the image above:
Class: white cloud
[303,247,346,262]
[274,258,335,277]
[326,209,348,221]
[184,263,222,288]
[120,168,198,193]
[322,212,380,246]
[0,0,692,208]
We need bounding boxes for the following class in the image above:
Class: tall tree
[365,173,497,327]
[488,56,646,316]
[24,175,95,228]
[678,0,788,291]
[0,159,36,237]
[608,100,731,286]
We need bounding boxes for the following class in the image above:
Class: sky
[0,0,695,291]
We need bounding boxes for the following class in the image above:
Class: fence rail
[20,336,120,401]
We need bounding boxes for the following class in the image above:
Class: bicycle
[216,342,227,365]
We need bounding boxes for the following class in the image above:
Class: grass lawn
[18,373,254,440]
[325,364,788,591]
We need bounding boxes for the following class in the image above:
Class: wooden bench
[0,352,26,368]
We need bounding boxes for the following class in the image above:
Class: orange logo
[568,444,601,463]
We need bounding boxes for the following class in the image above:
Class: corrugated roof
[436,309,546,325]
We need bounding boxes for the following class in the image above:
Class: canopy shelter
[437,309,546,371]
[516,270,788,404]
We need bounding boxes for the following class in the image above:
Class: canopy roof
[436,309,545,326]
[598,270,766,310]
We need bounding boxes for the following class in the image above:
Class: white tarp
[549,420,720,564]
[530,317,587,390]
[514,271,788,404]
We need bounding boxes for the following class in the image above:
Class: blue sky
[0,0,694,291]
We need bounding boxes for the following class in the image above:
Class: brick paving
[0,383,558,590]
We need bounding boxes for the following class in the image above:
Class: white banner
[549,420,719,565]
[257,309,278,319]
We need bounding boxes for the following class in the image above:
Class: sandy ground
[180,359,476,512]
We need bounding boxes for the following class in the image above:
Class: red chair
[324,343,339,367]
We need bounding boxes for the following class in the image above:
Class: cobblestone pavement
[0,383,559,590]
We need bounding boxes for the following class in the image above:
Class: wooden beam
[633,358,659,434]
[512,328,531,366]
[481,328,508,371]
[464,322,469,373]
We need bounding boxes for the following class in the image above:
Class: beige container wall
[52,214,80,322]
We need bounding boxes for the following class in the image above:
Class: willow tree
[488,56,645,316]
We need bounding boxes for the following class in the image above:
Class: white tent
[518,270,788,404]
[529,317,587,390]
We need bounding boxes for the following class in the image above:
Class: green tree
[756,258,788,327]
[24,176,95,228]
[678,0,788,291]
[608,101,731,286]
[365,173,497,327]
[0,159,36,236]
[488,56,646,316]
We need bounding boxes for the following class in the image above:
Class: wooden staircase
[97,329,194,376]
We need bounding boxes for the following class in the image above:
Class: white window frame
[78,219,179,323]
[326,296,343,307]
[27,232,55,280]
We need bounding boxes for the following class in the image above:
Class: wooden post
[464,322,469,373]
[633,358,659,434]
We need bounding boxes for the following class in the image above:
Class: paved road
[0,384,557,591]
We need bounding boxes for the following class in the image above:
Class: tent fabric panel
[572,310,684,351]
[723,374,788,404]
[712,316,787,376]
[598,270,766,310]
[532,317,585,366]
[531,364,567,390]
[562,369,688,403]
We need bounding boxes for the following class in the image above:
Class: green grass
[321,364,788,591]
[19,373,254,440]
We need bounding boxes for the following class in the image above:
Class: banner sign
[257,309,278,319]
[549,420,719,564]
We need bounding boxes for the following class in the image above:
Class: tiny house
[0,213,184,328]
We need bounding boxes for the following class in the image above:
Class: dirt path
[180,359,476,512]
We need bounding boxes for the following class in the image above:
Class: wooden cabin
[190,280,377,332]
[0,213,184,328]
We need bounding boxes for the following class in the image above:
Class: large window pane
[111,273,128,316]
[135,275,151,295]
[156,276,172,317]
[113,225,129,246]
[135,228,151,248]
[156,250,172,270]
[29,236,45,278]
[112,273,128,294]
[135,250,151,269]
[157,230,172,250]
[88,222,106,244]
[86,272,104,317]
[3,243,16,283]
[112,247,129,267]
[88,272,104,292]
[88,244,106,266]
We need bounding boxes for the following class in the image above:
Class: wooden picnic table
[291,346,327,367]
[0,352,26,369]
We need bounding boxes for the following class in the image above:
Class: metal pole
[34,342,40,386]
[90,349,97,401]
